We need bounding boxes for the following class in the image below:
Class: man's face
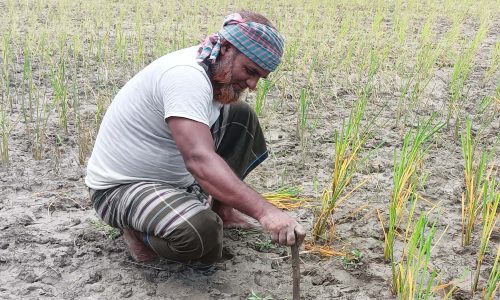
[211,45,270,105]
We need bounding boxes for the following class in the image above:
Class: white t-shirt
[85,47,222,190]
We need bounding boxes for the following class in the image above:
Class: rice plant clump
[472,176,500,295]
[483,242,500,300]
[312,95,371,243]
[383,118,443,262]
[393,214,439,299]
[460,118,495,246]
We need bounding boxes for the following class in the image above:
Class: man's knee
[151,209,223,263]
[189,209,223,257]
[195,211,224,264]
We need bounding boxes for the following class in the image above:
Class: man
[85,11,305,266]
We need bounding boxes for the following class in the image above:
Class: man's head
[197,11,284,104]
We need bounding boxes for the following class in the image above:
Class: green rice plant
[409,37,440,100]
[50,58,69,134]
[438,12,463,67]
[296,87,310,145]
[133,10,144,69]
[282,39,298,70]
[484,39,500,81]
[33,92,53,160]
[447,19,489,125]
[0,103,13,164]
[461,118,495,246]
[312,94,372,242]
[472,176,499,294]
[21,42,35,125]
[115,16,128,63]
[71,79,91,165]
[384,118,444,261]
[392,7,411,72]
[483,242,500,300]
[396,11,442,125]
[255,78,273,117]
[1,30,12,112]
[94,91,111,127]
[393,214,438,299]
[341,37,357,72]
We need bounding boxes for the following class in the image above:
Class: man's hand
[258,209,306,246]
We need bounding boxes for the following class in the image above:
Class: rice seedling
[133,10,145,70]
[0,102,12,164]
[21,42,35,126]
[383,118,444,261]
[282,39,298,69]
[461,118,495,246]
[115,15,128,64]
[393,214,439,299]
[93,91,111,127]
[447,18,489,125]
[50,58,69,134]
[482,242,500,300]
[472,176,499,294]
[255,78,273,117]
[396,14,441,125]
[1,30,13,112]
[312,94,372,243]
[71,80,91,165]
[296,87,310,145]
[484,39,500,82]
[33,91,54,161]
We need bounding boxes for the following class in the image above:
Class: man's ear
[220,41,232,55]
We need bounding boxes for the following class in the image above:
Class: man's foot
[122,229,158,262]
[212,202,258,229]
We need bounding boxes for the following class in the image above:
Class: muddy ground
[1,7,500,300]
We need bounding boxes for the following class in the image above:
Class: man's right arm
[167,116,305,246]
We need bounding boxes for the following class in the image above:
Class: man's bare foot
[122,229,158,262]
[212,202,258,229]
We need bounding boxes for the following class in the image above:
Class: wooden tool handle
[291,239,300,300]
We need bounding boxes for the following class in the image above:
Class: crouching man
[85,11,305,267]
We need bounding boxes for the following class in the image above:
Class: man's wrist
[256,200,279,223]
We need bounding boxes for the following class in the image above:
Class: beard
[210,52,246,105]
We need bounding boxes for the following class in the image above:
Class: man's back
[85,46,222,190]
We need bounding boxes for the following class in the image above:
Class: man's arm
[167,116,305,246]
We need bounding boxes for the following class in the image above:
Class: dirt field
[1,1,499,299]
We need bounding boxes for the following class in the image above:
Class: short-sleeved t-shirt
[85,46,222,190]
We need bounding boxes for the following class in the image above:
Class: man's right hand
[258,209,306,246]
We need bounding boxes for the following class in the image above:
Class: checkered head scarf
[196,13,285,72]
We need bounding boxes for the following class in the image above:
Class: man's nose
[246,77,259,90]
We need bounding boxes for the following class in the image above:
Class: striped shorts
[89,101,267,265]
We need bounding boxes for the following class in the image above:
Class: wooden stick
[291,242,300,300]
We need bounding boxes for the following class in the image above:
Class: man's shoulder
[154,46,204,70]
